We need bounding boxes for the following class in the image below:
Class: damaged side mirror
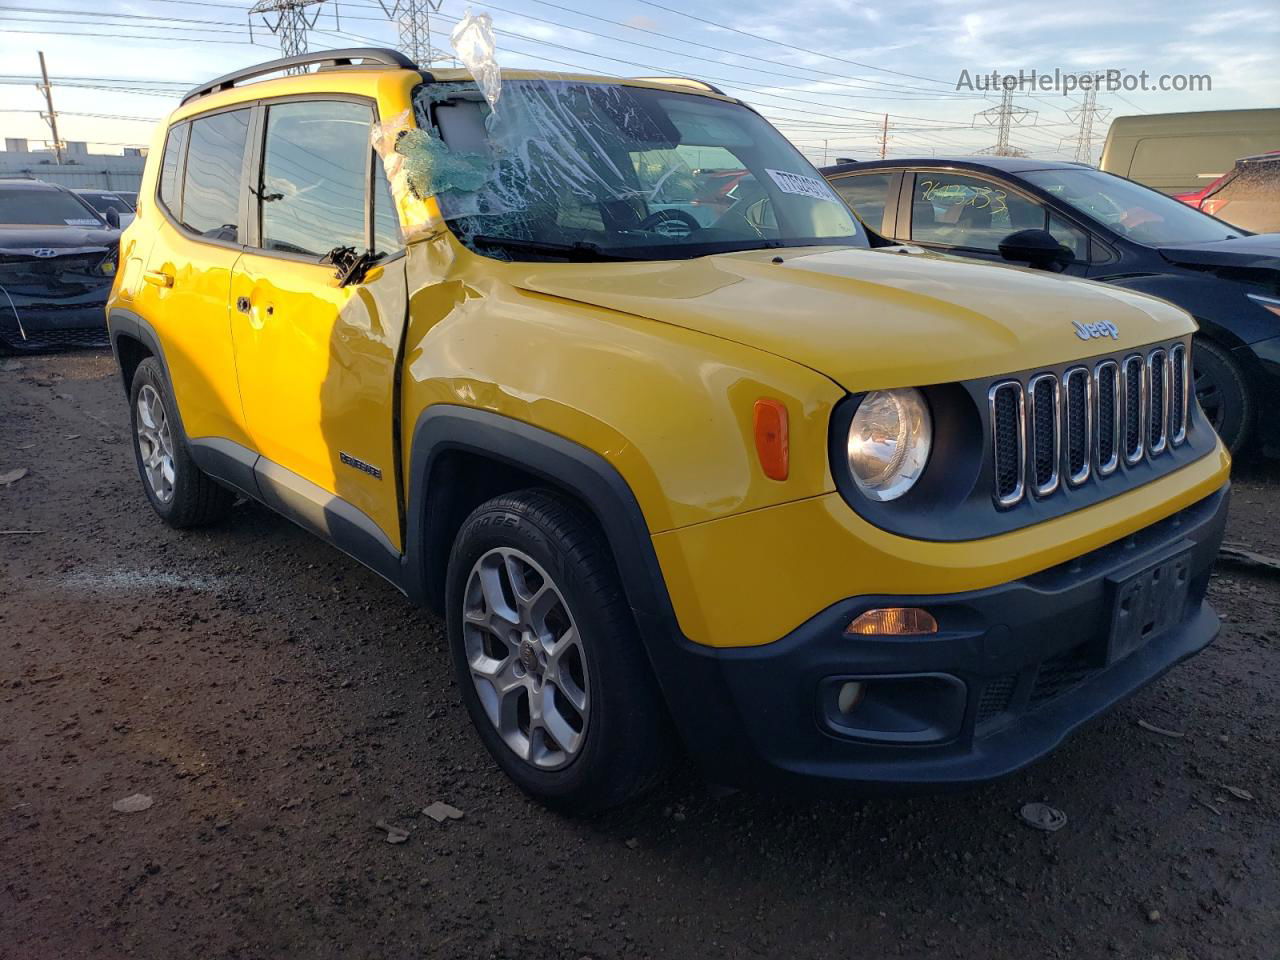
[323,246,381,287]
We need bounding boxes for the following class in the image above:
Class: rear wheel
[445,489,671,814]
[1193,337,1252,454]
[129,357,233,528]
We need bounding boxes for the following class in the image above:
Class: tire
[128,357,234,528]
[1193,337,1253,454]
[445,488,671,814]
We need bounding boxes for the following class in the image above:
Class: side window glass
[1047,213,1089,262]
[260,100,372,257]
[182,109,250,242]
[830,173,893,232]
[157,123,188,217]
[910,173,1045,251]
[372,155,403,256]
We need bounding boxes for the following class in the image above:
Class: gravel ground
[2,350,1277,960]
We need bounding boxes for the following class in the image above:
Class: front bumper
[652,485,1229,792]
[0,284,111,350]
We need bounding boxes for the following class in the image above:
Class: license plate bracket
[1106,548,1193,665]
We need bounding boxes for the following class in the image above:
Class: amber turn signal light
[845,607,939,636]
[753,398,789,481]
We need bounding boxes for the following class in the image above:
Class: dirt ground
[2,350,1277,960]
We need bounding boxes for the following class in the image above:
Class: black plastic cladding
[828,336,1215,543]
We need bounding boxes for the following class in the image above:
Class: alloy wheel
[461,547,590,770]
[135,384,176,504]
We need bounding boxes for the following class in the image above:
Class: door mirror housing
[105,206,121,230]
[998,228,1072,271]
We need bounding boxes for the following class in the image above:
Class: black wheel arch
[107,307,169,397]
[401,406,732,762]
[403,406,677,631]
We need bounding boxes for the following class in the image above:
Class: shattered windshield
[405,79,866,261]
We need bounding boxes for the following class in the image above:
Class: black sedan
[821,157,1280,455]
[0,179,120,353]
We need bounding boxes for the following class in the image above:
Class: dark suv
[0,179,120,352]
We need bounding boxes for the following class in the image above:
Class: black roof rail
[181,48,422,106]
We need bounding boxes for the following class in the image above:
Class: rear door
[136,107,253,448]
[229,96,407,550]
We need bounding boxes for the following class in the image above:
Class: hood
[0,224,120,256]
[1158,233,1280,271]
[511,245,1197,391]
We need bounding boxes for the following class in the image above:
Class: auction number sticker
[766,169,840,204]
[64,218,100,226]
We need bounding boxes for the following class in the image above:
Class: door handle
[143,270,174,288]
[235,296,251,314]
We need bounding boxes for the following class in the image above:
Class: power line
[377,0,452,64]
[435,0,981,101]
[6,4,982,131]
[1063,87,1109,164]
[248,0,327,68]
[628,0,952,86]
[973,87,1037,157]
[1113,93,1147,115]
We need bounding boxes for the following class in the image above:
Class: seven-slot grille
[989,343,1190,508]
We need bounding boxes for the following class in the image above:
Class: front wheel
[1193,337,1252,454]
[445,489,671,814]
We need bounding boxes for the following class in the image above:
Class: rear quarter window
[158,123,188,217]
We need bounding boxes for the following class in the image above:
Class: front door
[229,98,407,549]
[904,171,1091,276]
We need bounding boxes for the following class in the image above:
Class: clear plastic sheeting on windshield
[449,11,502,112]
[398,78,864,261]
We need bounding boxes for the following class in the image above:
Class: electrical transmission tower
[1062,87,1110,165]
[249,0,326,70]
[378,0,453,65]
[973,87,1036,157]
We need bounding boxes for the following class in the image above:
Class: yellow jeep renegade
[108,48,1231,812]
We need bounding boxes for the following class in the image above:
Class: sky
[1,0,1276,166]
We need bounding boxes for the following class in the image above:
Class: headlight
[846,388,932,501]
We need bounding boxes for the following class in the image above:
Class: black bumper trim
[647,484,1229,793]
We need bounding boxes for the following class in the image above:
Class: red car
[1175,152,1280,233]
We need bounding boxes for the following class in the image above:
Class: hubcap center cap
[519,638,542,677]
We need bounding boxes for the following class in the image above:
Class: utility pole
[878,113,889,159]
[248,0,326,71]
[378,0,453,65]
[973,86,1036,157]
[36,51,63,165]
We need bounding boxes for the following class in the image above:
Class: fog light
[846,607,938,636]
[837,681,865,714]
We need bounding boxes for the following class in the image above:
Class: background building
[0,139,146,191]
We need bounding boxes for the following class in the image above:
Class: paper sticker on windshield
[64,218,99,226]
[766,169,840,204]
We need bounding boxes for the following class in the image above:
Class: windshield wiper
[470,234,641,262]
